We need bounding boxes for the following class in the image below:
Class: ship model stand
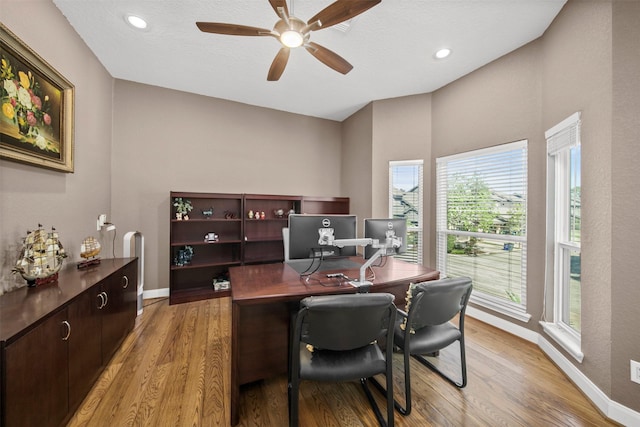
[13,224,67,287]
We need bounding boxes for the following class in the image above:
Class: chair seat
[394,319,461,355]
[300,344,386,382]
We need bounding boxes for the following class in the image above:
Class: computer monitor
[363,218,407,259]
[288,214,357,260]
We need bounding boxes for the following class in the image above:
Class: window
[436,141,529,321]
[389,160,423,264]
[542,112,582,362]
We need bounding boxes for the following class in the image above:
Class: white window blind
[436,140,529,320]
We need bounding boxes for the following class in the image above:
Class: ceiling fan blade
[267,48,290,81]
[196,22,273,37]
[307,0,381,30]
[268,0,289,19]
[305,42,353,75]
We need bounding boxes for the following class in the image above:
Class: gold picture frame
[0,23,74,173]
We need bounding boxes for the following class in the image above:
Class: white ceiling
[52,0,566,121]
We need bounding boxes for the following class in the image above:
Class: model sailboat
[13,224,67,286]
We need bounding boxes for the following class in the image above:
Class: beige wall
[541,0,614,398]
[341,103,373,235]
[611,0,640,411]
[110,80,342,293]
[0,0,114,293]
[372,94,432,263]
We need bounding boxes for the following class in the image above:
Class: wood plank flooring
[67,297,618,426]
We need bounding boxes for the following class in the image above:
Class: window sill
[470,293,531,323]
[540,321,584,363]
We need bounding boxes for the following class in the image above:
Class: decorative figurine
[224,211,237,219]
[260,211,266,220]
[204,232,219,243]
[248,210,254,219]
[77,236,101,269]
[274,209,285,218]
[202,207,214,218]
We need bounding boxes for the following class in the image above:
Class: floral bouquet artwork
[1,56,57,153]
[0,23,74,172]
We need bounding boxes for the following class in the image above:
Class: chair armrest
[396,309,408,319]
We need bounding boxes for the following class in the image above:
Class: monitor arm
[318,229,402,287]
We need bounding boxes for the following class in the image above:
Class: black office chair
[288,293,396,427]
[373,276,472,416]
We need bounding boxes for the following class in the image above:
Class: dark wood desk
[229,257,439,425]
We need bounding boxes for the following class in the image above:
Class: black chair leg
[412,338,467,388]
[288,380,299,427]
[360,378,389,427]
[369,348,412,416]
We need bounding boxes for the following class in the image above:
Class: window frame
[389,160,423,264]
[436,140,530,322]
[541,112,583,362]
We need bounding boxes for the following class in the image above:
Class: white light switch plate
[631,360,640,384]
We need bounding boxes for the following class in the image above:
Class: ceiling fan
[196,0,381,81]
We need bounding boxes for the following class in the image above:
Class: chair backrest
[298,293,396,351]
[408,277,472,331]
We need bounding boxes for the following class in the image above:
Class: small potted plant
[173,197,193,220]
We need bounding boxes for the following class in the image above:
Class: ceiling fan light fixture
[280,30,303,48]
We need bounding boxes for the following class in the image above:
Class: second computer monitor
[364,218,407,259]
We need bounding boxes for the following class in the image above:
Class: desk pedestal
[229,257,439,425]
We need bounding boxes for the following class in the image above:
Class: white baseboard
[143,287,169,300]
[466,306,538,343]
[467,307,640,427]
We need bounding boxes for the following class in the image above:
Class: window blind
[436,140,529,317]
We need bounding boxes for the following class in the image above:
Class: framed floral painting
[0,23,74,173]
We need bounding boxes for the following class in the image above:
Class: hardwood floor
[67,297,618,427]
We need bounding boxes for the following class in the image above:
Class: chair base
[413,353,467,389]
[370,352,467,417]
[360,378,391,427]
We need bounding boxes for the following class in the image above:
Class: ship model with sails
[13,224,67,287]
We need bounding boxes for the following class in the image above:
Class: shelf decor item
[77,236,101,269]
[213,278,230,291]
[173,197,193,220]
[0,24,74,173]
[202,207,214,218]
[12,224,67,286]
[204,232,219,243]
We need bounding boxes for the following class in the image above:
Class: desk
[229,257,439,425]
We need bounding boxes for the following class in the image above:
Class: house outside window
[542,112,583,362]
[436,140,529,321]
[389,160,423,264]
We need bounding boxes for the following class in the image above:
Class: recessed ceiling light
[434,48,451,59]
[125,14,148,30]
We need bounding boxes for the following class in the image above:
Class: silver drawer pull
[122,275,129,289]
[97,292,105,309]
[102,291,108,307]
[62,321,71,341]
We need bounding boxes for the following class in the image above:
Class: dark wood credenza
[0,258,138,427]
